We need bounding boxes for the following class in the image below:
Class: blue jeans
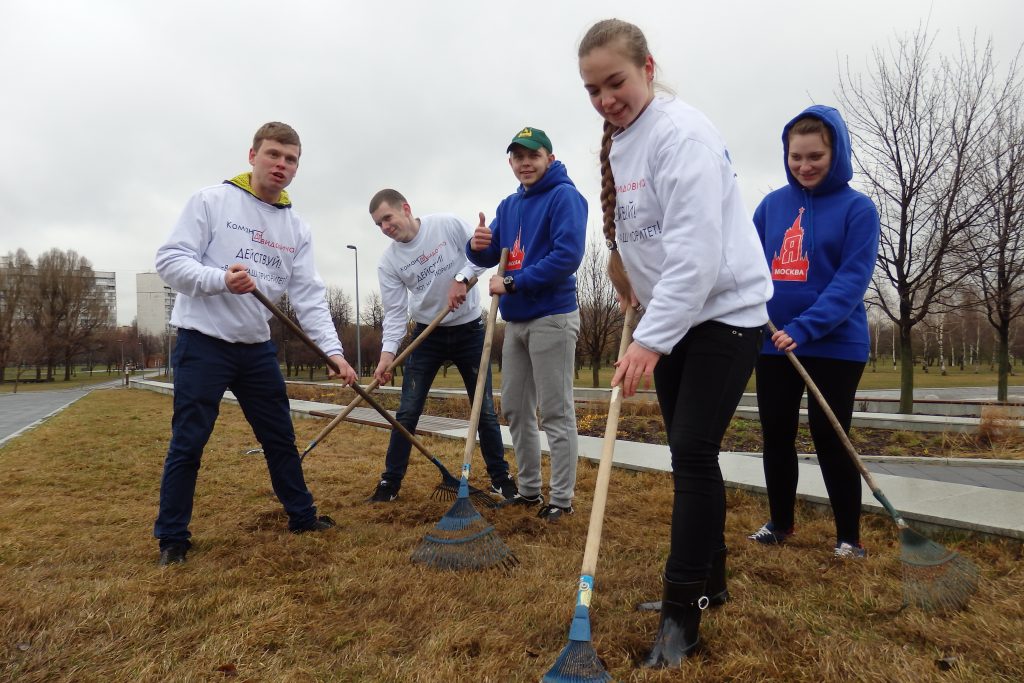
[154,329,318,548]
[382,317,509,486]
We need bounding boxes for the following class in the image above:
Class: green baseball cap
[507,126,553,153]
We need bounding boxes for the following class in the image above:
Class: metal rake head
[899,527,979,613]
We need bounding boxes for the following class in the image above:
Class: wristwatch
[454,273,469,285]
[503,274,516,293]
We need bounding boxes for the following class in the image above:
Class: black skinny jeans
[653,321,762,583]
[755,354,865,544]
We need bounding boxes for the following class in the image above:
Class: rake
[768,322,979,613]
[411,249,517,571]
[543,306,636,683]
[297,276,478,462]
[250,287,497,509]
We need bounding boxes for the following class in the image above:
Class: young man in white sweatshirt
[153,122,356,566]
[367,189,516,502]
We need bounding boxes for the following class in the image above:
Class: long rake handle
[581,307,636,577]
[767,321,907,528]
[461,250,508,469]
[251,288,438,462]
[300,277,478,457]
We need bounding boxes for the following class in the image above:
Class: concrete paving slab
[129,379,1024,540]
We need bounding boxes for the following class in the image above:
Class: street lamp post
[117,339,125,386]
[346,244,361,378]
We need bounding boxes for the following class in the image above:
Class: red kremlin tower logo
[771,208,809,282]
[507,228,525,271]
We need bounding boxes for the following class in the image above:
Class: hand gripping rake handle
[250,288,440,463]
[460,250,508,480]
[767,321,908,530]
[299,277,478,459]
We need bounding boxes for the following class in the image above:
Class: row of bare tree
[0,248,114,385]
[840,26,1024,410]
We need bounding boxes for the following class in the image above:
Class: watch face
[455,274,467,283]
[503,276,514,285]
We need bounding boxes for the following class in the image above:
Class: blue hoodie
[466,159,587,322]
[753,105,880,362]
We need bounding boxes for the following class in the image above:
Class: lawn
[0,389,1021,682]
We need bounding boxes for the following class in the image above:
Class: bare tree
[0,249,34,381]
[7,324,44,392]
[325,285,352,332]
[576,238,623,387]
[964,63,1024,401]
[838,28,1004,412]
[31,249,112,380]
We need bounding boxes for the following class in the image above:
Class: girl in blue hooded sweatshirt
[747,106,880,559]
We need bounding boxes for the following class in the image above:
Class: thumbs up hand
[470,212,492,251]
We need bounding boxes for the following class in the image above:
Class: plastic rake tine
[411,249,515,570]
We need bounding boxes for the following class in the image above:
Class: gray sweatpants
[500,310,580,508]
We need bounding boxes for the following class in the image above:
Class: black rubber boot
[641,577,707,668]
[636,546,728,611]
[705,546,729,605]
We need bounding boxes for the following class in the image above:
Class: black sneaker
[502,492,544,508]
[489,475,519,501]
[291,515,337,534]
[368,479,400,503]
[747,521,793,545]
[158,542,188,566]
[537,503,574,522]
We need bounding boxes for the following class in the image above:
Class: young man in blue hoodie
[747,105,879,558]
[467,126,587,522]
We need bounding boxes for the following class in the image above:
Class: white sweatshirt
[377,213,487,354]
[155,181,343,356]
[610,96,773,354]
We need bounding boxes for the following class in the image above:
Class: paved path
[864,459,1024,492]
[0,379,124,448]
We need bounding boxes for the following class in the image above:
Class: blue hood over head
[782,105,853,195]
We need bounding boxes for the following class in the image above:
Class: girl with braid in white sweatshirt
[579,19,772,668]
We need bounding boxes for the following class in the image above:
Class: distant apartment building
[93,270,117,322]
[136,272,176,337]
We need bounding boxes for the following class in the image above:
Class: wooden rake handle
[767,321,906,525]
[250,288,437,461]
[581,306,636,577]
[301,277,478,455]
[461,250,508,468]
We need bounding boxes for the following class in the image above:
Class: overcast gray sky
[3,0,1022,325]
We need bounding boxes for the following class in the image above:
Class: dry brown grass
[1,389,1023,682]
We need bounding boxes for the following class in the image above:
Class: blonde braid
[599,120,632,299]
